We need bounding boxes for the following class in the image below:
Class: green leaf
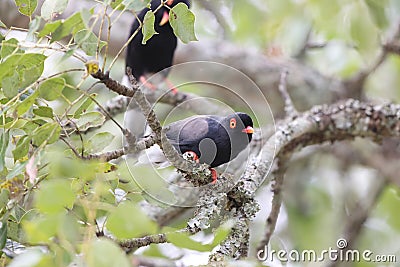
[27,17,42,40]
[74,29,106,56]
[38,12,86,42]
[61,48,76,60]
[142,11,157,44]
[13,204,27,223]
[75,112,105,131]
[86,239,130,267]
[16,91,39,116]
[51,155,99,181]
[12,135,30,160]
[33,106,53,118]
[97,162,117,173]
[167,232,211,252]
[0,54,21,83]
[86,132,115,153]
[211,220,234,247]
[7,217,22,242]
[14,0,38,17]
[24,212,79,246]
[41,0,68,20]
[0,53,46,89]
[6,161,28,179]
[169,3,197,44]
[1,38,20,58]
[38,77,65,101]
[4,118,27,130]
[21,120,40,134]
[35,179,75,214]
[166,221,233,252]
[2,71,20,98]
[73,93,96,118]
[0,131,9,172]
[0,189,10,210]
[106,201,157,239]
[0,21,6,28]
[37,20,62,38]
[0,217,7,256]
[122,0,150,12]
[364,0,388,29]
[23,214,59,243]
[55,12,86,39]
[0,117,14,127]
[109,0,124,10]
[31,122,60,146]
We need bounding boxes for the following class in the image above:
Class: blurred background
[1,0,400,266]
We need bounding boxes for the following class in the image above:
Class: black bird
[126,0,191,86]
[164,112,254,183]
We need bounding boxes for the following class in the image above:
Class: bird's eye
[230,118,236,129]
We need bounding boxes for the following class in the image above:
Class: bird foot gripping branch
[179,164,219,186]
[210,168,218,184]
[139,76,178,94]
[183,151,218,184]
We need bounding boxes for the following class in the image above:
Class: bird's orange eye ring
[230,118,236,129]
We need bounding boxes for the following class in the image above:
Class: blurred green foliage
[0,0,398,266]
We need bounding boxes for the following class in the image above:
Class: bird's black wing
[165,116,210,145]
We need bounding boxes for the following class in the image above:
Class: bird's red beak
[166,0,174,5]
[159,11,170,26]
[242,126,254,134]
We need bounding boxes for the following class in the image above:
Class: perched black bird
[140,113,254,182]
[122,0,190,138]
[166,112,254,167]
[155,112,254,183]
[126,0,191,84]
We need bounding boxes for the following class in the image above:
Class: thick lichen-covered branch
[94,99,400,261]
[212,100,400,260]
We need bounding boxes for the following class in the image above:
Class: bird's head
[224,112,254,142]
[154,0,191,26]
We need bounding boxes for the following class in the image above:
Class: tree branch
[277,69,298,117]
[100,99,400,260]
[91,69,215,184]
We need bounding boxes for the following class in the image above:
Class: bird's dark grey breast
[166,116,245,167]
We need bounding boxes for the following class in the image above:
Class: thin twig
[343,23,400,98]
[119,227,193,252]
[278,70,298,117]
[92,69,211,180]
[256,169,285,252]
[197,0,230,39]
[384,42,400,55]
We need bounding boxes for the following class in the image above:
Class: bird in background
[121,0,191,138]
[125,0,191,92]
[140,112,255,184]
